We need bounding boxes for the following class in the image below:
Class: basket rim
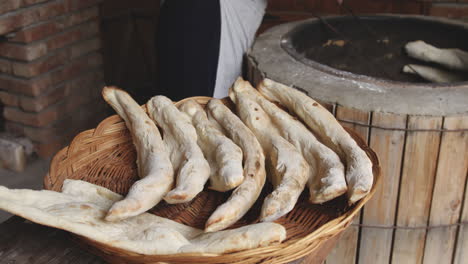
[44,96,381,261]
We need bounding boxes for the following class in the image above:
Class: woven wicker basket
[44,96,381,264]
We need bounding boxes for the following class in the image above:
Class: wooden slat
[446,116,468,264]
[358,112,407,264]
[423,116,468,264]
[325,106,370,264]
[391,116,442,264]
[454,193,468,264]
[325,227,360,264]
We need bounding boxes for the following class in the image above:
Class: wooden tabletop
[0,216,335,264]
[0,216,104,264]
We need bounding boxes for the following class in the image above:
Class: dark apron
[157,0,221,101]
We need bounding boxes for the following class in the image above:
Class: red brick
[429,3,468,17]
[69,37,101,59]
[4,88,92,127]
[9,22,57,43]
[46,20,99,50]
[392,2,424,14]
[338,0,392,14]
[0,52,103,96]
[68,70,104,97]
[0,1,21,16]
[19,83,69,112]
[3,68,104,126]
[11,51,67,78]
[268,0,308,11]
[0,42,47,61]
[9,6,99,43]
[0,0,68,35]
[19,70,104,112]
[1,37,101,78]
[0,0,50,16]
[4,106,40,126]
[0,20,99,61]
[0,91,19,107]
[312,0,341,15]
[6,95,106,145]
[0,59,12,74]
[0,76,35,96]
[6,98,106,157]
[68,0,104,12]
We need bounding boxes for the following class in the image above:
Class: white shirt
[160,0,267,98]
[214,0,267,98]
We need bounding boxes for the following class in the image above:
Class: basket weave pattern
[44,97,381,264]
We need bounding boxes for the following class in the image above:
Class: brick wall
[261,0,468,33]
[0,0,106,157]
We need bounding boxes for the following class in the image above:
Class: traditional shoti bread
[258,79,373,204]
[229,79,309,221]
[232,79,347,204]
[205,99,266,232]
[405,40,468,72]
[403,64,465,83]
[101,87,174,221]
[178,100,244,192]
[147,96,211,204]
[0,180,286,255]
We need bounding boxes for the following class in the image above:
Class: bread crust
[178,100,244,192]
[232,79,347,204]
[102,87,174,221]
[258,79,373,204]
[147,96,210,204]
[0,180,286,255]
[205,99,266,232]
[229,78,309,221]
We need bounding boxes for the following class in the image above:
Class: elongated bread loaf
[403,64,465,83]
[147,96,210,204]
[258,79,373,204]
[229,78,309,221]
[102,87,174,221]
[232,79,347,204]
[205,99,266,232]
[405,40,468,72]
[0,180,286,255]
[179,100,244,191]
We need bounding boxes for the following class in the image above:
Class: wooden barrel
[247,15,468,264]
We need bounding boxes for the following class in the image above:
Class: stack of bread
[0,78,373,255]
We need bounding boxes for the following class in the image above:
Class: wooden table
[0,216,336,264]
[0,216,103,264]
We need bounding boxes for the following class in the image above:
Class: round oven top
[249,14,468,116]
[281,15,468,84]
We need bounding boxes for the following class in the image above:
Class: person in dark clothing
[156,0,267,101]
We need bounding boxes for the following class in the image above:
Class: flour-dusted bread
[205,99,266,232]
[178,223,285,254]
[405,40,468,72]
[258,79,373,204]
[233,79,347,204]
[178,100,244,192]
[101,87,173,221]
[229,78,309,221]
[147,96,210,204]
[403,64,465,83]
[0,180,286,255]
